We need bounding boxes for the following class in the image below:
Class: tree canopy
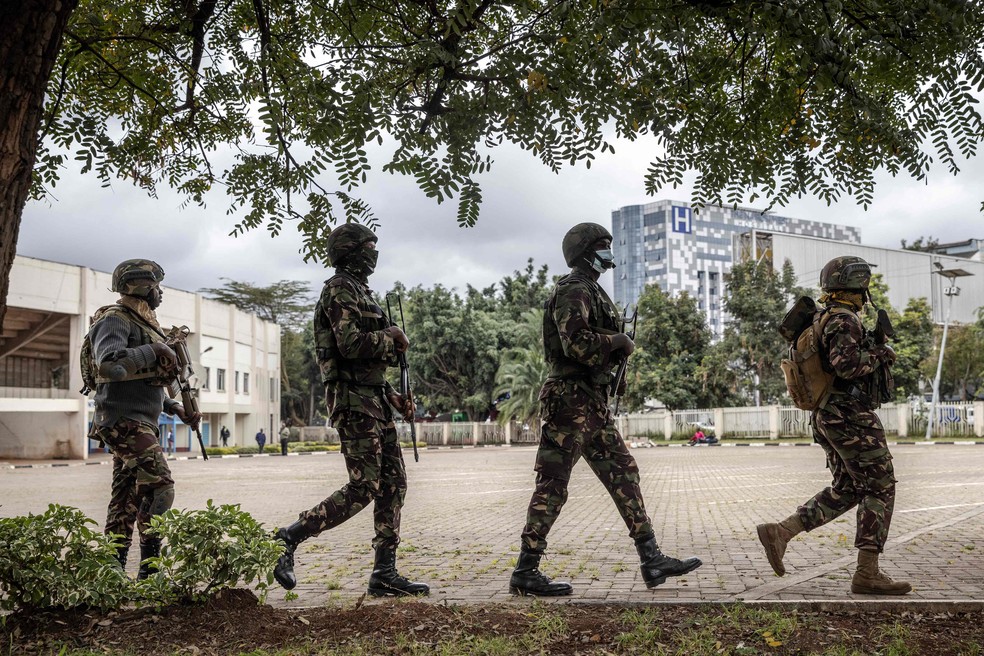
[3,0,984,327]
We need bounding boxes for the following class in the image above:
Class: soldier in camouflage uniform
[88,260,200,579]
[508,223,702,596]
[272,223,427,597]
[757,256,910,595]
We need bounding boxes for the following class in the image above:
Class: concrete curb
[5,440,984,469]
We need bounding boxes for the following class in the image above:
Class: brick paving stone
[1,444,982,607]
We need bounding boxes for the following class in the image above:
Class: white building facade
[612,200,860,335]
[0,255,281,460]
[737,231,984,325]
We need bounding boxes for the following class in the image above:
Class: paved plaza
[2,444,982,606]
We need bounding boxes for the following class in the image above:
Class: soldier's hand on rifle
[387,392,415,422]
[877,344,897,367]
[384,326,410,353]
[150,342,178,373]
[172,403,202,429]
[612,333,635,356]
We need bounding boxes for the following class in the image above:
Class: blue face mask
[589,249,616,273]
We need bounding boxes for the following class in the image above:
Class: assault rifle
[867,307,896,405]
[386,294,418,462]
[611,304,638,415]
[163,326,208,461]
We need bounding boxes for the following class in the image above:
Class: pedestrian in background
[166,429,175,454]
[280,421,291,456]
[220,425,230,447]
[255,427,266,454]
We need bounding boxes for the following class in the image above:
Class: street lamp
[925,265,975,440]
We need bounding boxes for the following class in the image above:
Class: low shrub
[0,504,129,611]
[135,500,282,605]
[204,446,260,456]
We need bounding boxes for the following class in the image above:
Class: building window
[235,371,240,393]
[202,367,210,391]
[216,368,226,392]
[243,372,250,395]
[270,377,276,402]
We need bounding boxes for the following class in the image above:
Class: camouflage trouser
[521,378,654,553]
[93,418,175,547]
[297,410,406,550]
[797,398,897,552]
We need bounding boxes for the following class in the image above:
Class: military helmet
[562,222,613,267]
[819,256,875,291]
[111,259,165,297]
[326,223,377,266]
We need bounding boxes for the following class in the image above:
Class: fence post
[442,422,450,446]
[768,406,780,439]
[504,421,512,445]
[975,402,984,438]
[663,412,673,440]
[897,404,908,438]
[472,422,480,446]
[713,408,725,439]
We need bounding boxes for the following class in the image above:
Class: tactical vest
[543,271,621,387]
[313,272,392,387]
[780,306,856,411]
[79,304,167,395]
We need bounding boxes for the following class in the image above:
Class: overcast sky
[17,132,984,300]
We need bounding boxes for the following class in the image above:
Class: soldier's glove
[877,344,897,367]
[611,333,636,356]
[172,403,202,429]
[387,392,415,422]
[150,342,179,374]
[384,326,410,353]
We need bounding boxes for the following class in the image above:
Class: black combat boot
[636,538,702,588]
[509,550,573,596]
[114,544,129,571]
[136,539,161,581]
[367,546,430,597]
[273,521,312,590]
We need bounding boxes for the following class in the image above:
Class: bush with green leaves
[0,504,129,611]
[134,501,281,605]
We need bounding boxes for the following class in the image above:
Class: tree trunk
[0,0,78,328]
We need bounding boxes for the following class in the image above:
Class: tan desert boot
[851,550,912,595]
[756,513,804,577]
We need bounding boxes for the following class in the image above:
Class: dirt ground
[4,590,984,655]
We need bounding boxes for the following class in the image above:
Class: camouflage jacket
[314,270,397,421]
[820,305,892,405]
[543,269,621,387]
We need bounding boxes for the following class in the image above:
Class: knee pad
[148,485,175,516]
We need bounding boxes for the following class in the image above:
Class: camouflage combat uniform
[796,304,897,552]
[86,260,178,563]
[520,269,654,553]
[298,270,405,550]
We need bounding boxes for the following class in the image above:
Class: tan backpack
[780,306,852,411]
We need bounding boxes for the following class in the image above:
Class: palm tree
[494,309,548,425]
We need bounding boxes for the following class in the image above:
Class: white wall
[1,255,281,460]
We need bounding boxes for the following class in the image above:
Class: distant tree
[900,236,942,252]
[624,286,716,411]
[199,279,313,330]
[710,258,806,404]
[922,323,984,401]
[403,285,505,420]
[493,309,548,425]
[199,279,315,423]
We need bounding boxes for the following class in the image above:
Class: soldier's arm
[554,285,615,368]
[91,315,157,381]
[326,283,396,360]
[825,313,884,380]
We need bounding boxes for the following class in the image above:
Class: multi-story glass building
[612,200,860,335]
